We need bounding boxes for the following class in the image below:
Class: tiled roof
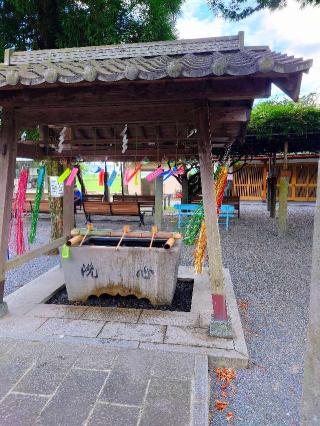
[0,32,312,87]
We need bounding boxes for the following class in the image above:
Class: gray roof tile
[0,32,312,88]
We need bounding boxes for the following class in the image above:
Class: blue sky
[176,0,320,98]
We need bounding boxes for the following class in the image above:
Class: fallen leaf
[221,390,228,398]
[226,412,234,421]
[215,400,229,411]
[238,300,248,311]
[216,368,236,383]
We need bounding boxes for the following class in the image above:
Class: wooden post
[103,162,109,202]
[154,175,163,229]
[0,107,17,315]
[270,154,277,218]
[181,171,189,204]
[301,158,320,424]
[198,107,229,328]
[278,142,289,233]
[267,156,272,211]
[63,163,75,236]
[262,161,268,201]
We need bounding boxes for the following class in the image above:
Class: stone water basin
[60,237,182,305]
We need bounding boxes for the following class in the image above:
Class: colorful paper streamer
[124,169,131,185]
[127,164,142,183]
[107,170,117,187]
[57,168,71,184]
[163,167,177,181]
[134,172,139,186]
[29,165,46,244]
[175,166,185,176]
[98,170,105,186]
[66,167,78,186]
[146,167,164,182]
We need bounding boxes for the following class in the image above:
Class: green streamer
[61,244,71,259]
[183,163,224,245]
[29,165,46,244]
[183,205,204,245]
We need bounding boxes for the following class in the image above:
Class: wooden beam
[0,77,271,107]
[16,104,250,128]
[16,104,196,128]
[198,105,227,322]
[5,237,66,272]
[0,107,17,308]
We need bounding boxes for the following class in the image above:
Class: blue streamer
[107,169,117,187]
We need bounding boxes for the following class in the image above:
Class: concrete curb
[191,355,209,426]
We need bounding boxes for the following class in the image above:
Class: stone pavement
[2,266,248,369]
[0,337,208,426]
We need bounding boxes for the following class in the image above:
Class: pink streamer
[146,167,164,182]
[174,166,185,176]
[124,169,131,185]
[66,167,78,186]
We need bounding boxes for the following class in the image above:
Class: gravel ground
[5,217,59,297]
[209,204,314,426]
[4,204,315,425]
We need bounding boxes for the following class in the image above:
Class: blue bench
[173,203,235,230]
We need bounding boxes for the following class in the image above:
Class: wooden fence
[232,162,318,202]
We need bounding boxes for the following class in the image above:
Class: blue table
[173,203,235,230]
[219,204,235,230]
[173,203,200,228]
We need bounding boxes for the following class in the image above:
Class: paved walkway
[0,337,208,426]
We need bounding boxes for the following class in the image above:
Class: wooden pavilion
[0,32,312,334]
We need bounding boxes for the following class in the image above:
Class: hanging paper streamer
[134,172,139,186]
[66,167,78,186]
[121,124,128,154]
[61,244,71,259]
[194,221,207,273]
[163,167,177,181]
[58,127,68,153]
[29,165,46,244]
[127,164,142,183]
[107,169,117,187]
[58,168,71,184]
[146,167,164,182]
[175,166,185,176]
[124,169,131,185]
[11,168,29,255]
[98,170,105,186]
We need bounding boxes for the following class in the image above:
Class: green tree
[0,0,182,60]
[207,0,319,20]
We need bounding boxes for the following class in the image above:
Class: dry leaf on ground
[226,412,234,421]
[215,400,229,411]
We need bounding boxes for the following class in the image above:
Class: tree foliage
[247,98,320,139]
[207,0,320,21]
[0,0,182,59]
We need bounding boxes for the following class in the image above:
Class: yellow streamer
[194,221,207,273]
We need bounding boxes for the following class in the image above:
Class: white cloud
[176,0,320,95]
